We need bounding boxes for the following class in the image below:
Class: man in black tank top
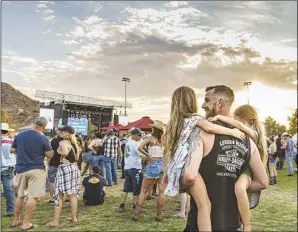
[184,85,268,232]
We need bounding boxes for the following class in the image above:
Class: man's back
[103,135,120,157]
[83,174,106,205]
[186,126,251,231]
[12,130,52,174]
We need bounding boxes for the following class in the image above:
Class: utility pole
[122,77,130,116]
[243,81,252,105]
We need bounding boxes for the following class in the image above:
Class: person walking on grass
[281,132,296,176]
[103,129,123,186]
[1,123,16,217]
[47,126,81,227]
[268,136,278,185]
[119,128,144,213]
[10,117,54,231]
[132,120,167,221]
[47,127,63,204]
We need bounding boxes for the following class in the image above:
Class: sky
[2,1,297,126]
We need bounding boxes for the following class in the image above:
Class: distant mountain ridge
[1,82,40,128]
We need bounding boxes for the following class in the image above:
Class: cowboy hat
[1,123,15,132]
[148,120,165,131]
[282,132,290,137]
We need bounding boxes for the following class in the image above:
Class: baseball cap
[107,129,114,133]
[35,117,48,127]
[130,128,142,136]
[56,126,64,131]
[92,166,101,173]
[61,125,75,134]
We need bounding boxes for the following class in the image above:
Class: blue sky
[2,1,297,125]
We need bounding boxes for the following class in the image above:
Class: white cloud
[36,1,55,24]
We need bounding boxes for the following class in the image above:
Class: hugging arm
[196,118,245,140]
[211,115,257,140]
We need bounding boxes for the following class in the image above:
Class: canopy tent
[101,124,124,131]
[120,116,154,132]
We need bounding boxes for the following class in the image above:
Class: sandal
[9,221,22,228]
[21,224,35,231]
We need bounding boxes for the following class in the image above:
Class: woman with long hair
[47,126,81,227]
[162,86,245,231]
[268,136,278,184]
[132,120,167,221]
[210,104,268,231]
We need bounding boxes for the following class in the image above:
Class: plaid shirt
[103,135,121,159]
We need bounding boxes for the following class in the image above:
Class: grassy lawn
[2,167,297,231]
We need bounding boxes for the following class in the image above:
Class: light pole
[243,81,252,105]
[122,77,130,116]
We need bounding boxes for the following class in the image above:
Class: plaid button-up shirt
[103,135,121,159]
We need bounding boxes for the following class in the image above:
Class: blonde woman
[47,126,81,227]
[132,120,167,221]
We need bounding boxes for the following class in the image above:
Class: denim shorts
[269,156,277,164]
[145,160,163,179]
[48,166,58,184]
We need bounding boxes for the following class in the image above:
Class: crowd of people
[1,84,297,232]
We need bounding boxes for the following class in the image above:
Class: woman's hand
[161,173,169,186]
[231,128,246,140]
[209,115,220,122]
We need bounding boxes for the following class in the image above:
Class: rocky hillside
[1,82,40,128]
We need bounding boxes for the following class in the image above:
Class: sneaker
[47,200,55,204]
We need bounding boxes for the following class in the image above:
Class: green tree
[263,116,280,136]
[288,109,297,136]
[277,124,287,134]
[1,109,13,125]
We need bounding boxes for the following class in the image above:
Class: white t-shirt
[124,139,142,170]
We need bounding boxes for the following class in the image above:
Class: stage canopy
[120,116,154,132]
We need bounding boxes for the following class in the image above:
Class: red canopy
[101,124,124,131]
[120,116,154,132]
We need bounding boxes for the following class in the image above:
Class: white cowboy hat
[148,120,166,132]
[1,123,15,132]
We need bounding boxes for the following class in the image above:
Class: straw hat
[1,123,15,132]
[282,132,290,137]
[148,120,165,131]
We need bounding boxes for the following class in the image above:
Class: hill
[1,82,40,128]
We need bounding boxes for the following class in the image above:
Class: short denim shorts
[145,160,163,179]
[47,166,58,184]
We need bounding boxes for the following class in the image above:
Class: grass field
[2,167,297,231]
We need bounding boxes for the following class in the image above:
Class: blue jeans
[1,169,15,215]
[285,152,294,175]
[105,156,118,185]
[92,155,105,177]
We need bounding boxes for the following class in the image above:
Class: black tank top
[185,122,251,232]
[64,143,77,163]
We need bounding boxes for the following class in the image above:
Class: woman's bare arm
[247,138,269,192]
[196,118,245,140]
[211,115,256,140]
[138,137,150,157]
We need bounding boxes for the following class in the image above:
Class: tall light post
[243,81,252,105]
[122,77,130,116]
